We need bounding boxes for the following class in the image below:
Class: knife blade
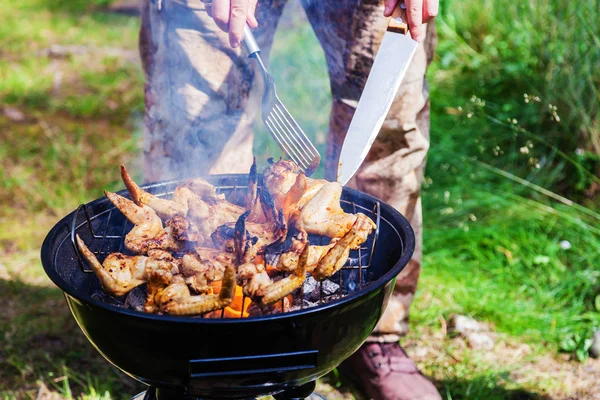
[337,3,418,186]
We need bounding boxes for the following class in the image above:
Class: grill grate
[69,182,380,317]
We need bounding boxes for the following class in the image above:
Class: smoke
[140,0,346,182]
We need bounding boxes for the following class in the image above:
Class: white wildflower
[559,240,572,250]
[441,207,454,215]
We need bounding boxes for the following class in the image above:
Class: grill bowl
[41,174,414,398]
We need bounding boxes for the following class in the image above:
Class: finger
[383,0,399,17]
[213,0,231,33]
[200,0,214,17]
[247,0,258,28]
[405,0,425,41]
[228,0,248,47]
[422,0,438,22]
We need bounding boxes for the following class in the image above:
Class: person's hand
[383,0,438,42]
[207,0,259,48]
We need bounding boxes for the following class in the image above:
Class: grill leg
[273,381,318,400]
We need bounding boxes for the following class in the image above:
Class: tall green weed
[436,0,600,197]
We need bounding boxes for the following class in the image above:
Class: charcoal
[265,253,280,267]
[124,287,146,311]
[305,278,340,303]
[247,297,290,316]
[91,290,124,308]
[288,299,319,312]
[303,299,318,308]
[320,280,341,296]
[324,279,340,293]
[303,276,318,295]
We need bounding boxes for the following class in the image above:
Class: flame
[280,173,306,221]
[209,281,251,318]
[205,262,291,318]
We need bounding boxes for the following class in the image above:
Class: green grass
[0,1,144,397]
[435,0,600,197]
[417,105,600,348]
[1,0,600,398]
[0,0,143,119]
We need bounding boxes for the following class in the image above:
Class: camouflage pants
[140,0,436,341]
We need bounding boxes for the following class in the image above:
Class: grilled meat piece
[276,241,337,273]
[237,262,271,299]
[312,214,375,281]
[121,165,248,244]
[121,165,188,219]
[166,215,205,244]
[212,190,287,254]
[157,265,237,315]
[231,208,307,306]
[263,160,326,218]
[264,160,375,240]
[105,191,186,254]
[181,252,225,294]
[296,182,357,238]
[76,235,179,297]
[257,242,309,306]
[145,268,174,313]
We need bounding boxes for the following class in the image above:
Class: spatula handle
[242,24,260,57]
[387,2,409,35]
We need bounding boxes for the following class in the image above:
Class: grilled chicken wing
[296,182,357,238]
[237,262,271,299]
[181,252,227,293]
[157,265,237,315]
[263,159,326,218]
[231,208,307,305]
[76,235,179,297]
[232,211,270,299]
[257,241,309,306]
[144,268,174,313]
[105,191,185,254]
[264,160,374,240]
[312,213,375,281]
[121,165,244,243]
[276,240,337,273]
[212,190,286,253]
[166,215,204,243]
[178,246,239,294]
[121,165,188,220]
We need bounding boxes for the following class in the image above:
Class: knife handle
[387,2,409,35]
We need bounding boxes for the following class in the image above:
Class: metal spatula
[242,25,321,176]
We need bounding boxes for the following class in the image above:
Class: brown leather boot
[339,342,441,400]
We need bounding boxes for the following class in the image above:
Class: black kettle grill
[40,174,414,399]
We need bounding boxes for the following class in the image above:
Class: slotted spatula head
[261,74,321,176]
[243,25,321,176]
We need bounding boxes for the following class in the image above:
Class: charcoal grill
[40,174,414,399]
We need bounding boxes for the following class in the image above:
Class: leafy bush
[436,0,600,197]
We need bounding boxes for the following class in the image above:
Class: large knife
[337,2,418,186]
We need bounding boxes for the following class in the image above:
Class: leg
[357,22,437,340]
[304,0,436,342]
[304,1,439,398]
[139,0,288,180]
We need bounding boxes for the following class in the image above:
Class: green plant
[435,0,600,196]
[559,331,594,362]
